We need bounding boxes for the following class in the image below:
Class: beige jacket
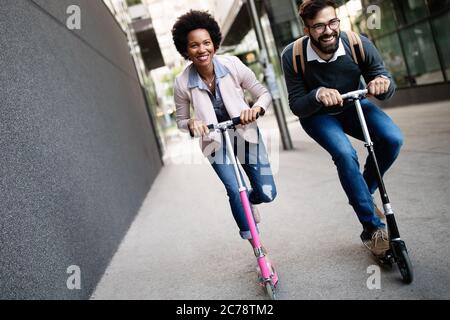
[174,55,272,156]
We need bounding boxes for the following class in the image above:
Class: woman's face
[186,28,215,68]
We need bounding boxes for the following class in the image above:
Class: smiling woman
[170,10,278,246]
[186,29,216,87]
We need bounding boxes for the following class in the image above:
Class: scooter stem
[354,99,373,146]
[222,128,263,248]
[223,129,245,190]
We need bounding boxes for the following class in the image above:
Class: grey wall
[0,0,162,299]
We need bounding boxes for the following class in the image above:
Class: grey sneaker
[251,204,261,224]
[362,228,390,257]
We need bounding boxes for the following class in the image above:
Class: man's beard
[310,31,340,54]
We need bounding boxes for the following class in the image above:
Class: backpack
[292,30,366,76]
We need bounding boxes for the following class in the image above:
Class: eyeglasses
[308,18,340,33]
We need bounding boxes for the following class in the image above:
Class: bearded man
[281,0,403,257]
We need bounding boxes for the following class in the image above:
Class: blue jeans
[300,99,403,232]
[207,130,277,239]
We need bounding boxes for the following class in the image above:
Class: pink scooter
[206,116,279,299]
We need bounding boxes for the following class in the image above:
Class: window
[400,22,444,84]
[375,34,410,87]
[431,11,450,78]
[427,0,450,14]
[368,1,398,38]
[360,0,378,7]
[273,21,300,48]
[394,0,428,25]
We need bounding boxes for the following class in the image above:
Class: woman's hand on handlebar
[317,88,343,107]
[188,119,209,137]
[240,106,262,125]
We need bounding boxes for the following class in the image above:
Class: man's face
[304,6,340,54]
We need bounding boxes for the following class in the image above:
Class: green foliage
[161,66,184,97]
[126,0,141,7]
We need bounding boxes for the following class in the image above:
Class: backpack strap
[292,35,308,75]
[344,30,365,69]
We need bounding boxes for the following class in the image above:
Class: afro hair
[171,10,222,59]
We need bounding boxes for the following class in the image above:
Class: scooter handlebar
[206,116,241,130]
[340,89,368,100]
[208,113,260,130]
[190,113,259,137]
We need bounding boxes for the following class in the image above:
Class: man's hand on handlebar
[367,76,390,97]
[188,118,209,137]
[317,88,344,107]
[240,106,262,125]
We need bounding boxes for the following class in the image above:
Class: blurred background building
[117,0,450,158]
[219,0,450,107]
[63,0,450,211]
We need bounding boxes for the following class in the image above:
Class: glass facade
[399,21,443,85]
[395,0,428,25]
[283,0,450,88]
[338,0,450,87]
[431,10,450,79]
[375,33,409,87]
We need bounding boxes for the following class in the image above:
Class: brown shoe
[251,204,261,224]
[368,229,390,257]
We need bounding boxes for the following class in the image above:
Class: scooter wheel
[397,248,414,284]
[265,282,276,300]
[378,250,393,267]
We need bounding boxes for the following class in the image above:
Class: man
[281,0,403,257]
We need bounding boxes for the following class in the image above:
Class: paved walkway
[92,100,450,299]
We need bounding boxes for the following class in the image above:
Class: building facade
[222,0,450,108]
[297,0,450,106]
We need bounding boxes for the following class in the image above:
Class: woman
[171,10,277,242]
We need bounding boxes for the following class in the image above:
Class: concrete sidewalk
[92,101,450,300]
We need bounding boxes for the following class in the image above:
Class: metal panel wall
[0,0,162,299]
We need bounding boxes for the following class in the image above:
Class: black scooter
[340,89,413,284]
